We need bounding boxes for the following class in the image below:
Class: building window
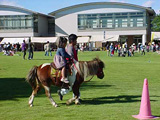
[121,18,128,27]
[78,12,146,30]
[0,15,33,30]
[48,18,55,34]
[137,18,144,27]
[33,15,38,32]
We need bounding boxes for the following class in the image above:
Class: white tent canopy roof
[77,36,90,43]
[91,35,119,42]
[90,35,104,42]
[105,35,119,42]
[31,37,58,43]
[152,32,160,40]
[0,37,58,44]
[1,38,29,44]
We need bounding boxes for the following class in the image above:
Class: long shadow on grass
[81,95,157,105]
[0,78,58,101]
[0,78,112,101]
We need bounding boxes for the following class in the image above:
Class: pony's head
[93,58,105,79]
[86,58,105,79]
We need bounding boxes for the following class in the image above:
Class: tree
[151,14,160,31]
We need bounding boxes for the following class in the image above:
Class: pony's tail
[26,66,38,89]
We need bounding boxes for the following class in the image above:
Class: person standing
[66,34,78,61]
[28,38,34,60]
[105,42,110,56]
[44,41,52,56]
[110,43,114,57]
[21,40,26,59]
[141,45,146,55]
[65,34,80,99]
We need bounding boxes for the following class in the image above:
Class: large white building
[49,2,155,46]
[0,2,156,48]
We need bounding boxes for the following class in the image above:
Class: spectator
[117,43,121,57]
[28,38,34,60]
[105,42,110,56]
[44,41,52,56]
[16,42,20,51]
[22,40,27,59]
[110,43,114,57]
[141,45,146,55]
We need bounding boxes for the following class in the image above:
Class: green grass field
[0,51,160,120]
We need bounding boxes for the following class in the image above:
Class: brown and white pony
[26,58,105,107]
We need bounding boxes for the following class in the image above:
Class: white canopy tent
[1,38,29,44]
[105,35,119,42]
[90,35,104,42]
[152,32,160,41]
[77,36,90,43]
[31,37,58,43]
[90,35,119,42]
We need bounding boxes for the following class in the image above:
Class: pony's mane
[78,58,105,78]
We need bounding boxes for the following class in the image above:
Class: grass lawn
[0,51,160,120]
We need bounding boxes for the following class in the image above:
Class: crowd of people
[105,41,160,57]
[1,38,34,60]
[2,42,21,56]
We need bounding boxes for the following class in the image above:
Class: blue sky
[0,0,159,14]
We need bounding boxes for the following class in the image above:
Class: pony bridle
[96,68,103,76]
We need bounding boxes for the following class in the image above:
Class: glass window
[48,18,55,34]
[100,19,107,28]
[115,19,119,28]
[107,19,113,28]
[26,19,32,27]
[21,19,25,27]
[121,18,128,27]
[137,17,144,27]
[33,15,38,32]
[107,13,113,16]
[115,13,121,16]
[0,15,34,30]
[122,13,128,15]
[130,12,136,15]
[78,12,145,30]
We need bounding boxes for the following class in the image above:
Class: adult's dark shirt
[28,42,33,51]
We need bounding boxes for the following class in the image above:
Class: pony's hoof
[54,104,58,107]
[75,102,81,105]
[66,101,71,105]
[29,104,33,107]
[75,99,81,105]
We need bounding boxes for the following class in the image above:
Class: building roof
[0,4,54,18]
[49,2,155,15]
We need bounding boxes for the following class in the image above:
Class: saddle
[50,62,72,89]
[50,62,72,78]
[50,62,62,70]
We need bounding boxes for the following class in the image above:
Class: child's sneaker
[61,78,69,83]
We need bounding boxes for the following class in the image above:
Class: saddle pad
[51,68,61,78]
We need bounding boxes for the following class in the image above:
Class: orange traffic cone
[132,78,159,119]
